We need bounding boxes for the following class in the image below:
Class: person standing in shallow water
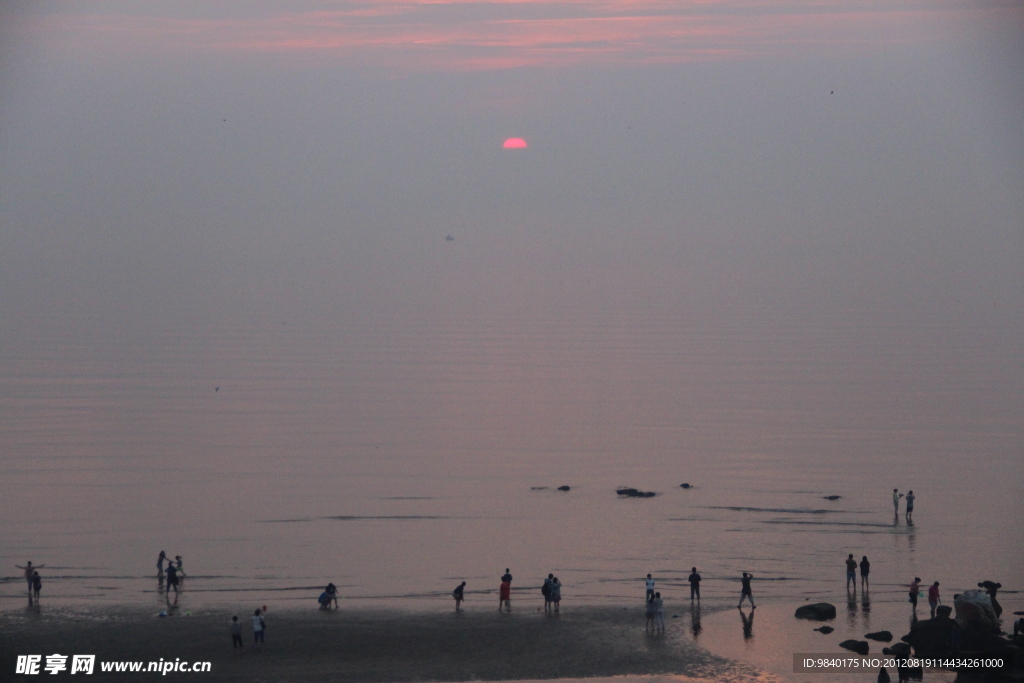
[738,573,755,608]
[846,554,858,590]
[165,563,180,603]
[860,556,870,590]
[499,577,511,612]
[688,567,701,602]
[908,577,921,611]
[542,574,554,612]
[645,574,655,602]
[32,572,41,603]
[905,490,915,522]
[928,582,940,618]
[550,577,562,613]
[156,551,167,579]
[452,581,465,612]
[892,489,903,515]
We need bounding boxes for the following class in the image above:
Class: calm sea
[2,304,1021,613]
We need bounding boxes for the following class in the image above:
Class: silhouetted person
[645,593,656,632]
[908,577,921,611]
[978,581,1002,617]
[165,563,180,603]
[542,573,554,611]
[688,567,701,601]
[905,490,915,522]
[860,556,871,590]
[846,554,857,590]
[452,581,466,611]
[550,577,562,613]
[738,572,755,608]
[499,578,511,612]
[230,616,244,653]
[325,582,339,608]
[892,489,903,515]
[928,581,940,618]
[645,573,655,601]
[252,609,265,647]
[156,551,167,579]
[31,572,41,603]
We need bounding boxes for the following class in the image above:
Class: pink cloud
[5,1,1017,71]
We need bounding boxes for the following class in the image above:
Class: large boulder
[557,485,570,491]
[902,615,956,656]
[865,631,893,642]
[955,590,999,633]
[840,639,870,655]
[815,626,835,634]
[796,603,837,620]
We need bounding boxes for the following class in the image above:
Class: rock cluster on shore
[895,590,1023,678]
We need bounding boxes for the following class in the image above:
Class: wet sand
[1,604,770,683]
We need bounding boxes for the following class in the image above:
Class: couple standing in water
[846,554,871,591]
[892,489,916,521]
[15,561,44,605]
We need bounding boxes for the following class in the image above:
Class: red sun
[503,138,528,149]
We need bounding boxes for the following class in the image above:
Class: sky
[0,0,1022,338]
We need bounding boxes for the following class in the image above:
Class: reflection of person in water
[690,603,702,640]
[739,606,754,639]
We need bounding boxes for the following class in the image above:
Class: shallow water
[1,306,1021,631]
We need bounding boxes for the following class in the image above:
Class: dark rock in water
[823,495,841,500]
[877,666,891,683]
[814,626,834,634]
[616,487,656,498]
[902,615,955,656]
[935,605,952,619]
[840,639,870,655]
[680,483,691,488]
[530,487,549,490]
[865,631,893,642]
[882,642,911,656]
[796,603,837,620]
[557,485,570,491]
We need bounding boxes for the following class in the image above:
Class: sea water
[2,304,1021,615]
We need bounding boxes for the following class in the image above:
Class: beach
[8,588,1015,682]
[2,604,769,683]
